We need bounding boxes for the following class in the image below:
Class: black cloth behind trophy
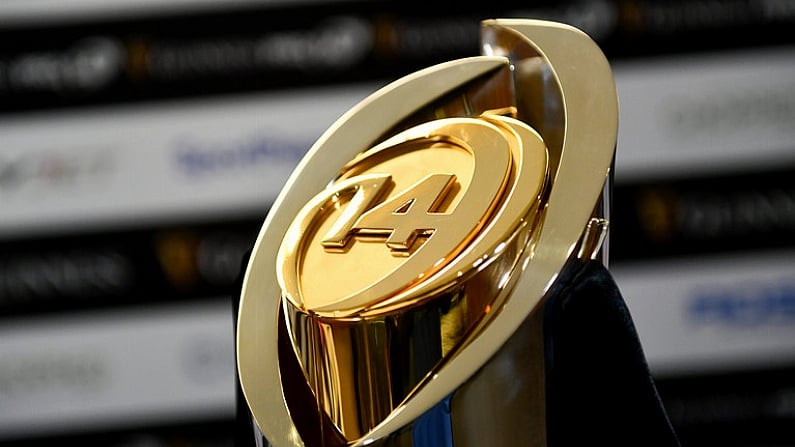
[543,259,681,446]
[232,253,681,446]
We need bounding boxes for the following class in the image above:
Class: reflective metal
[237,19,618,447]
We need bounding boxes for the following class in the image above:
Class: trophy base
[233,256,680,447]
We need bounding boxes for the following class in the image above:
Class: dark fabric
[544,259,681,447]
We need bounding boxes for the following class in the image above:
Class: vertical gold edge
[236,243,301,446]
[353,20,618,446]
[236,57,511,446]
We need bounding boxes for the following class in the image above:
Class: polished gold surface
[236,18,618,447]
[278,113,547,439]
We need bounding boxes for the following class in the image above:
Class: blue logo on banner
[688,283,795,327]
[173,136,308,177]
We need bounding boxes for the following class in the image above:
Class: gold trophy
[236,19,618,447]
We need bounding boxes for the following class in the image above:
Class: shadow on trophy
[234,19,680,447]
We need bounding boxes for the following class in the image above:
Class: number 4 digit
[353,173,457,251]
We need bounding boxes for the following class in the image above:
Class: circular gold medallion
[278,114,548,318]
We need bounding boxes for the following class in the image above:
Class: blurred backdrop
[1,1,794,446]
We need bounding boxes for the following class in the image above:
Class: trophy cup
[236,19,620,446]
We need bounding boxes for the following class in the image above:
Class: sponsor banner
[0,218,260,317]
[656,367,795,447]
[0,0,330,27]
[3,46,795,238]
[1,1,794,112]
[0,300,235,441]
[0,84,374,238]
[610,166,795,261]
[8,420,236,447]
[611,249,795,378]
[612,44,795,182]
